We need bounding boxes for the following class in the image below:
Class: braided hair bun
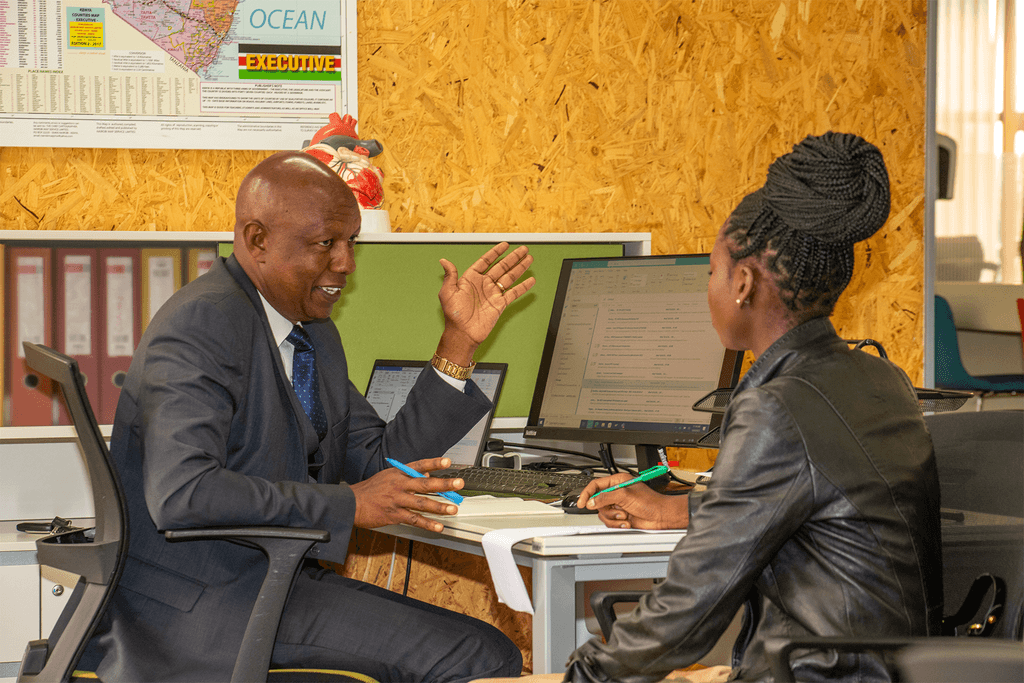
[726,132,891,317]
[764,132,890,245]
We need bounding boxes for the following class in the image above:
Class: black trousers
[271,564,523,682]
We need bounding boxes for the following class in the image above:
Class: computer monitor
[524,254,743,475]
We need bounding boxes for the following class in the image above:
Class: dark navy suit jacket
[85,255,491,681]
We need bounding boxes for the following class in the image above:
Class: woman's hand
[576,473,689,530]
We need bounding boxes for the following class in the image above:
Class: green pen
[590,465,669,498]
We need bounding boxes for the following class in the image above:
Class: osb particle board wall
[1,0,928,382]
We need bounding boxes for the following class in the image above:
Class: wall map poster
[0,0,357,149]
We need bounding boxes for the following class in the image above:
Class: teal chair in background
[934,295,1023,409]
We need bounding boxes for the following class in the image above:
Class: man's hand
[577,473,689,530]
[350,457,465,533]
[435,243,536,365]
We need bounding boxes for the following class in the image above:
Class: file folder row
[3,244,219,427]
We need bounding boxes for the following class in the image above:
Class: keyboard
[433,466,595,499]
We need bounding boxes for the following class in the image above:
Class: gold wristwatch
[431,353,476,380]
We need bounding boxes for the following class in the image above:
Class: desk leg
[531,555,674,673]
[532,557,578,674]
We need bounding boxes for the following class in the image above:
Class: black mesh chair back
[18,342,128,682]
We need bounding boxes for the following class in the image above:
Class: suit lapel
[223,256,322,465]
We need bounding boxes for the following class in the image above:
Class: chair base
[267,669,379,682]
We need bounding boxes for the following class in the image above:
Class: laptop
[363,359,508,466]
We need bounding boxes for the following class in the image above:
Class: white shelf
[0,230,232,242]
[0,425,112,443]
[0,230,652,251]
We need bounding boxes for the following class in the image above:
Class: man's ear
[242,221,269,263]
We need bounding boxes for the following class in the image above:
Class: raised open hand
[435,243,536,363]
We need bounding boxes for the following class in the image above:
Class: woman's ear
[734,263,756,305]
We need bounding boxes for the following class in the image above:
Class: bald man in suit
[82,151,533,682]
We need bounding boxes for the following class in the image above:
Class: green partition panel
[335,242,621,418]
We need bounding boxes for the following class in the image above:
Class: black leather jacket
[566,318,942,682]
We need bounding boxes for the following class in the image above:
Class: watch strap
[431,353,475,380]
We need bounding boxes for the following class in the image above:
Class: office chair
[16,343,374,683]
[934,295,1023,409]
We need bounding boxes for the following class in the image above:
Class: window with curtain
[936,0,1023,285]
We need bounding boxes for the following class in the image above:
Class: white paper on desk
[481,526,680,614]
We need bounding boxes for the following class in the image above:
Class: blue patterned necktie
[286,325,328,441]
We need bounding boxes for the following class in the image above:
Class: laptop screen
[364,360,507,465]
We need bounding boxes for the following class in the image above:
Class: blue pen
[385,458,464,505]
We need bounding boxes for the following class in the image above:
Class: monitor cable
[520,457,599,477]
[599,443,619,474]
[485,439,628,475]
[485,439,603,464]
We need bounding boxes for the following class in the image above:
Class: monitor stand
[636,444,671,491]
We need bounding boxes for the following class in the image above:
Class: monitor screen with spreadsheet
[364,360,507,466]
[524,255,742,470]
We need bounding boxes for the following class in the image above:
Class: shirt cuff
[432,365,467,392]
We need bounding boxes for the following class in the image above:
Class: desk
[376,511,685,674]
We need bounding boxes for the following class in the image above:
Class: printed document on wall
[0,0,358,149]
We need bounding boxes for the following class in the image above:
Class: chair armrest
[165,526,330,683]
[164,526,330,543]
[589,590,649,640]
[764,636,936,683]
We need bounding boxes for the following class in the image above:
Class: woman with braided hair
[556,132,942,682]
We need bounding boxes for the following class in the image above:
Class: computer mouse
[561,493,598,514]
